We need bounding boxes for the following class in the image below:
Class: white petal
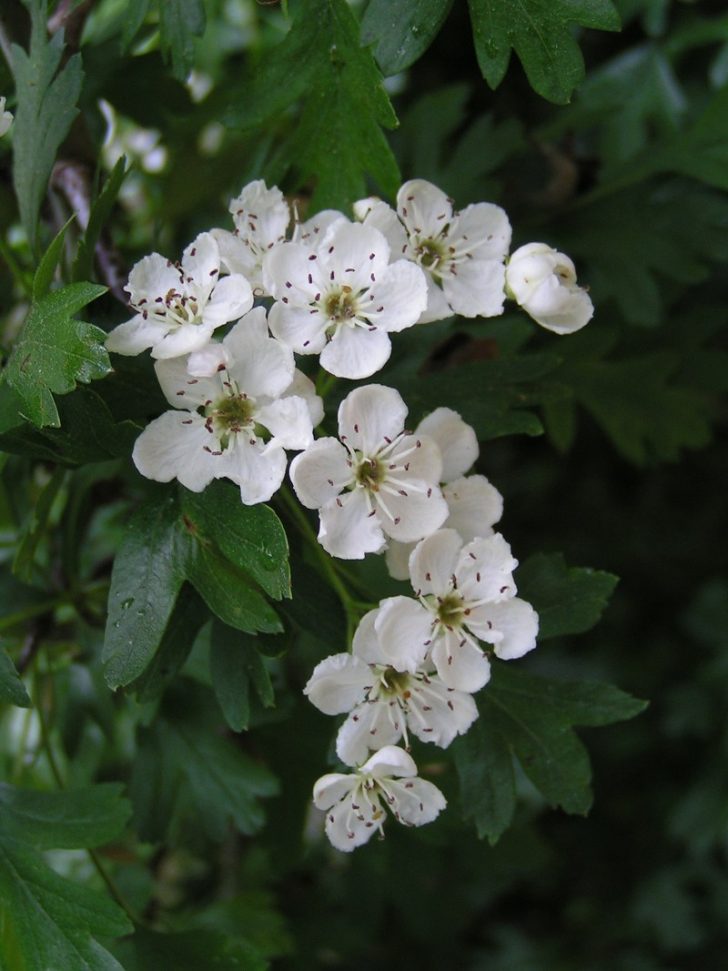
[337,384,407,454]
[151,322,218,360]
[417,407,478,481]
[126,253,182,306]
[353,196,407,253]
[229,180,290,245]
[388,432,443,483]
[362,260,428,333]
[263,241,322,301]
[457,533,518,603]
[431,630,491,692]
[318,489,386,559]
[527,285,594,335]
[384,540,415,581]
[293,209,348,245]
[352,608,386,664]
[362,744,418,779]
[202,273,254,327]
[268,303,326,355]
[323,788,381,851]
[226,335,294,399]
[336,701,402,767]
[209,228,256,278]
[289,439,352,508]
[256,396,314,450]
[442,475,503,541]
[304,654,372,715]
[383,777,447,826]
[181,232,220,301]
[285,370,324,427]
[132,411,217,491]
[408,678,478,748]
[442,258,506,318]
[223,307,270,348]
[374,597,433,673]
[469,597,539,660]
[409,529,463,596]
[418,275,454,324]
[105,315,168,356]
[186,342,230,377]
[319,326,392,380]
[397,179,452,238]
[154,356,221,409]
[327,221,390,292]
[216,436,288,505]
[313,772,356,811]
[451,202,511,261]
[375,482,448,543]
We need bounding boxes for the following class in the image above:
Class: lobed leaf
[361,0,454,75]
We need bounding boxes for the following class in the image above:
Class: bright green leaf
[158,0,206,82]
[518,553,618,639]
[11,0,83,253]
[467,0,621,104]
[33,217,75,301]
[361,0,454,75]
[2,283,110,428]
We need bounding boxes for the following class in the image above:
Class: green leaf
[228,0,400,210]
[121,0,152,52]
[651,85,728,191]
[116,927,266,971]
[0,387,141,466]
[130,586,208,702]
[517,553,618,639]
[210,622,275,732]
[2,282,110,428]
[0,648,31,707]
[456,666,647,842]
[33,216,75,300]
[158,0,206,82]
[181,483,290,600]
[104,495,282,689]
[467,0,621,104]
[0,783,132,971]
[131,687,278,843]
[103,496,187,690]
[361,0,454,75]
[11,0,84,253]
[72,158,128,283]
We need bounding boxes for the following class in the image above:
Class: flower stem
[277,485,362,645]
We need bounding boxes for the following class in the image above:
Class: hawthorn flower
[377,529,539,692]
[354,179,511,323]
[313,746,446,852]
[305,606,478,766]
[133,309,319,504]
[290,385,448,559]
[263,220,428,379]
[211,180,291,295]
[505,242,593,334]
[386,407,504,580]
[106,232,253,359]
[0,98,13,137]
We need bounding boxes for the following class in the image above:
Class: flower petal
[469,597,539,660]
[318,489,386,559]
[289,438,352,508]
[216,436,288,505]
[327,221,390,292]
[408,678,478,748]
[256,396,314,450]
[337,384,407,455]
[313,772,356,811]
[417,407,478,481]
[457,532,518,603]
[442,474,503,541]
[319,325,392,379]
[397,179,453,238]
[132,411,217,491]
[442,257,506,318]
[304,653,372,715]
[375,481,448,543]
[359,260,427,333]
[408,528,463,596]
[374,596,433,673]
[336,701,402,767]
[268,303,326,355]
[383,777,447,826]
[352,608,386,664]
[226,334,294,399]
[150,321,218,360]
[431,630,491,692]
[451,202,511,261]
[202,273,253,327]
[361,744,418,779]
[105,315,168,356]
[354,196,408,253]
[154,356,221,409]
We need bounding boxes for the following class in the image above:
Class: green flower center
[436,592,465,628]
[212,394,255,432]
[377,667,412,699]
[324,286,358,324]
[354,455,386,490]
[417,238,445,271]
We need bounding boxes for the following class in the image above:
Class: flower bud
[506,242,593,335]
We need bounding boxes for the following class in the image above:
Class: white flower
[132,309,319,504]
[0,98,13,137]
[289,385,448,559]
[211,180,291,295]
[263,220,428,379]
[386,407,504,579]
[313,746,446,852]
[355,179,511,323]
[305,607,478,766]
[505,242,593,335]
[377,529,539,692]
[106,232,253,359]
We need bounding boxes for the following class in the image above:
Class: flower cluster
[105,177,592,850]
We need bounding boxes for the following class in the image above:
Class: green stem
[277,485,362,645]
[0,580,109,633]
